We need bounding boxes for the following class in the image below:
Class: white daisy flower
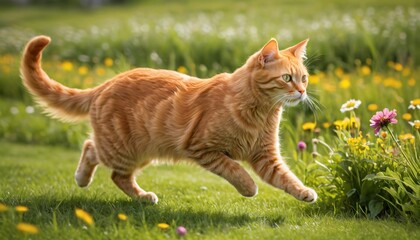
[340,99,361,113]
[408,99,420,110]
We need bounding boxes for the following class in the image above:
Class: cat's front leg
[194,152,258,197]
[249,152,317,203]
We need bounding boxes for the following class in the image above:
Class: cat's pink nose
[298,90,305,95]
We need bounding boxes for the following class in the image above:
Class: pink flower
[176,226,187,236]
[297,141,307,151]
[370,108,398,134]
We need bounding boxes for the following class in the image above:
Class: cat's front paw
[135,192,159,204]
[298,187,317,203]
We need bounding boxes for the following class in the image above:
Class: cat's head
[249,38,309,107]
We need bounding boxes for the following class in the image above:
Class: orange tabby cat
[21,36,317,204]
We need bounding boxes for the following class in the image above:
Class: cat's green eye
[282,74,292,82]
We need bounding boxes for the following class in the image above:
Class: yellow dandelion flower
[367,104,378,112]
[394,63,403,71]
[361,65,371,75]
[322,122,331,129]
[61,61,74,71]
[347,133,370,154]
[399,133,415,144]
[335,67,344,77]
[409,120,420,130]
[373,75,382,84]
[177,66,187,74]
[16,223,39,234]
[350,116,361,130]
[339,78,351,89]
[383,78,401,89]
[75,208,94,226]
[104,57,113,67]
[402,113,412,121]
[381,131,387,139]
[95,67,105,76]
[323,83,336,92]
[409,98,420,109]
[408,78,416,86]
[0,203,8,212]
[402,67,411,77]
[78,66,88,75]
[309,74,320,85]
[302,122,316,131]
[118,213,127,221]
[334,120,345,130]
[83,76,94,87]
[15,205,28,213]
[158,223,170,229]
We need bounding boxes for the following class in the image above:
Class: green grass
[0,141,419,239]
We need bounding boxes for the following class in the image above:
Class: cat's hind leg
[111,171,158,204]
[75,139,99,187]
[197,152,258,197]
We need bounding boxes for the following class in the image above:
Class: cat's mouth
[284,94,306,106]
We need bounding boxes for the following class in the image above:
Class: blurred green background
[0,0,418,148]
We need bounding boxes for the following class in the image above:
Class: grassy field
[0,141,419,239]
[0,0,419,238]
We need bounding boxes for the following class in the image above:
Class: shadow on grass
[1,195,286,231]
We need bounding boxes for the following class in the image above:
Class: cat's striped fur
[21,36,317,204]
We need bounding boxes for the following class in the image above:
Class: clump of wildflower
[370,108,398,134]
[340,99,361,113]
[347,133,370,154]
[408,98,420,109]
[333,117,360,130]
[297,141,307,151]
[16,223,39,234]
[75,208,94,226]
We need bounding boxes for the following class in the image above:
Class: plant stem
[385,126,412,169]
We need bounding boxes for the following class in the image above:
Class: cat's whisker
[302,93,324,120]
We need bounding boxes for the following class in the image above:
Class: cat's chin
[285,100,300,107]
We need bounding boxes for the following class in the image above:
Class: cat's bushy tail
[21,35,100,122]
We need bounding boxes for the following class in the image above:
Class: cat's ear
[258,38,279,67]
[285,39,309,61]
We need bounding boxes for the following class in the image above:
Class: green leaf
[346,188,357,198]
[363,174,376,181]
[361,178,379,204]
[368,199,383,218]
